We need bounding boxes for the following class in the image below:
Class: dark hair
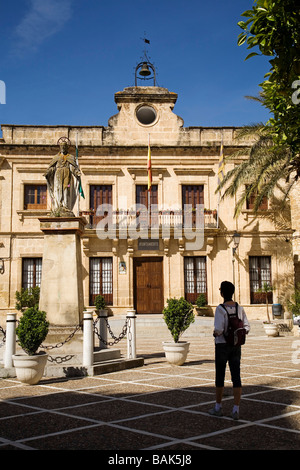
[220,281,235,300]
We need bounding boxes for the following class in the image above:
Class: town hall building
[0,60,298,325]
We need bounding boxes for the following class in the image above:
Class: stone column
[38,217,86,358]
[39,217,86,326]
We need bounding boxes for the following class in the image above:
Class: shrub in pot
[15,286,40,312]
[95,295,107,314]
[287,284,300,325]
[162,297,195,365]
[258,282,278,336]
[195,293,208,315]
[13,307,50,385]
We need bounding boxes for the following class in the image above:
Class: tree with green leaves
[218,1,299,215]
[218,123,293,217]
[238,0,300,157]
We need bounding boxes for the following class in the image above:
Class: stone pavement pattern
[0,335,300,451]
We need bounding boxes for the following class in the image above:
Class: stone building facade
[0,84,296,324]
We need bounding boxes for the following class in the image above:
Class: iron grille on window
[184,256,207,304]
[22,258,42,289]
[89,257,113,305]
[249,256,273,304]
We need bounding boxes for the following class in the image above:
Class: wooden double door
[134,257,164,314]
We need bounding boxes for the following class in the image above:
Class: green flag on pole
[76,135,85,199]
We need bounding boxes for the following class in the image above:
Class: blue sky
[0,0,271,133]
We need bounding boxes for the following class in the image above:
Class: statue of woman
[44,138,80,216]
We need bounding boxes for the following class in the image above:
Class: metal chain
[40,324,82,363]
[40,324,82,350]
[93,316,128,346]
[0,325,6,348]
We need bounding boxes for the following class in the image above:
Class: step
[92,357,144,375]
[93,348,121,362]
[44,356,144,377]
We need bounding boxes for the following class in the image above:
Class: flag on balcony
[76,134,85,199]
[218,136,225,187]
[147,135,152,191]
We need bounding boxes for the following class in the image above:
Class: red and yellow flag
[147,135,152,191]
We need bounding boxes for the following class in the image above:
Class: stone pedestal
[39,217,86,326]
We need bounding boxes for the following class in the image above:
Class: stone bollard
[4,312,17,369]
[83,311,94,367]
[98,310,108,349]
[126,309,136,359]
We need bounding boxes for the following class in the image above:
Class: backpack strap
[221,302,238,315]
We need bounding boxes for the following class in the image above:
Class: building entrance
[133,257,164,314]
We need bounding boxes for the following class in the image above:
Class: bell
[139,62,151,77]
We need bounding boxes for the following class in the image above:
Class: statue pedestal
[38,217,87,376]
[39,217,86,326]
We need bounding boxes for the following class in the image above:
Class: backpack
[221,302,246,347]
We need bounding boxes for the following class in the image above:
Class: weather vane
[135,35,156,86]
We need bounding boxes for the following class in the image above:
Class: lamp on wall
[232,232,241,256]
[232,232,240,290]
[0,259,4,274]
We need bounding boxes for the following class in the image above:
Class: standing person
[209,281,250,420]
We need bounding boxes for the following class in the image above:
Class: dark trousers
[215,343,242,388]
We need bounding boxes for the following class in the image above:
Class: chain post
[99,309,108,349]
[4,312,17,368]
[83,311,94,366]
[126,309,136,359]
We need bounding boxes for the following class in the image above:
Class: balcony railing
[80,209,218,231]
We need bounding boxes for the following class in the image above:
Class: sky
[0,0,272,134]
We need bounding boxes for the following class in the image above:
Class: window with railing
[182,185,204,227]
[89,185,112,228]
[184,256,207,304]
[89,257,113,306]
[249,256,273,304]
[136,185,158,227]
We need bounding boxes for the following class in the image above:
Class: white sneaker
[208,407,223,417]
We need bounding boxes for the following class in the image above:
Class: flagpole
[217,132,224,229]
[76,131,80,217]
[148,133,151,216]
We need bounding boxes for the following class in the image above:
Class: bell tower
[134,38,157,86]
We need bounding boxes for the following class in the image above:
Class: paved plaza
[0,333,300,452]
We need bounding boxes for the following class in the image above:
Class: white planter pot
[263,323,279,337]
[162,341,190,366]
[12,351,48,385]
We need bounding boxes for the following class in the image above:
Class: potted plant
[195,293,208,316]
[13,307,49,385]
[162,297,195,365]
[258,282,278,337]
[94,295,108,315]
[15,286,40,312]
[287,284,300,327]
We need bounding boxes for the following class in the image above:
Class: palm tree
[217,121,296,218]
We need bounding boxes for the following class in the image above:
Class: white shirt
[214,303,250,344]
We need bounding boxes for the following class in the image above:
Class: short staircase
[91,347,144,375]
[42,347,144,378]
